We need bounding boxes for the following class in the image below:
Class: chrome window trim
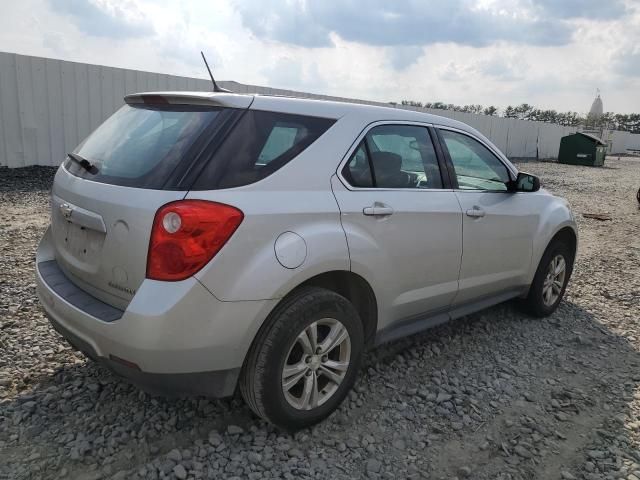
[335,120,452,193]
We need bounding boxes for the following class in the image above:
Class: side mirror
[509,172,540,192]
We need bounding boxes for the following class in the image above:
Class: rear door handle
[56,199,107,232]
[466,206,485,218]
[363,204,394,216]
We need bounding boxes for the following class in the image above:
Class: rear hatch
[49,94,250,310]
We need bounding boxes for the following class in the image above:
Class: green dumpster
[558,132,606,166]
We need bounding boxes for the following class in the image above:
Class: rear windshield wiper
[67,153,98,174]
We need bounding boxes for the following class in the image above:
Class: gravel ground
[1,157,639,480]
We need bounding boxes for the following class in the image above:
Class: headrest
[370,151,402,175]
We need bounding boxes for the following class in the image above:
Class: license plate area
[61,221,105,267]
[65,221,88,257]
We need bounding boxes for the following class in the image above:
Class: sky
[0,0,639,114]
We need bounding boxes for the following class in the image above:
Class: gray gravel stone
[247,451,262,464]
[366,458,382,473]
[458,466,472,477]
[173,464,187,480]
[227,425,244,435]
[167,449,182,462]
[391,438,406,450]
[1,160,640,480]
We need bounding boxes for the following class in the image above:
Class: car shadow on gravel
[2,299,640,479]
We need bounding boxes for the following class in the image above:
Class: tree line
[396,100,640,134]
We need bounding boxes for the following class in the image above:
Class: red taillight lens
[146,200,244,281]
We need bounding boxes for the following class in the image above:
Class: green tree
[462,104,484,114]
[514,103,534,120]
[539,110,559,123]
[483,106,498,116]
[397,99,640,131]
[504,106,517,118]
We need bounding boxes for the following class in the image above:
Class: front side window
[440,129,511,191]
[342,124,443,189]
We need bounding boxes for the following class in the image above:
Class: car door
[436,127,538,305]
[331,123,463,334]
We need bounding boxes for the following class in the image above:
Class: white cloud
[0,0,638,113]
[51,0,154,38]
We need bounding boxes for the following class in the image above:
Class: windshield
[65,104,225,189]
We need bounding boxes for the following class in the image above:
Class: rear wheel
[521,240,574,317]
[240,287,364,430]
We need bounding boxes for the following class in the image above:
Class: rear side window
[193,111,336,189]
[258,125,300,165]
[342,143,373,188]
[65,104,227,189]
[342,125,443,189]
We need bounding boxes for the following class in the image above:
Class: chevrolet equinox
[36,92,577,429]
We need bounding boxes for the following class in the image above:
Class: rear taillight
[146,200,244,281]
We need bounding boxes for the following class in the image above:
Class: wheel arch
[519,224,577,315]
[527,223,578,289]
[248,270,379,355]
[549,226,578,263]
[293,271,379,348]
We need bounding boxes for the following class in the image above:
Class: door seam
[329,174,352,271]
[450,191,465,307]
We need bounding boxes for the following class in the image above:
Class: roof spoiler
[124,92,253,109]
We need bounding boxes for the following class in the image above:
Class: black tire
[240,286,364,431]
[521,239,574,317]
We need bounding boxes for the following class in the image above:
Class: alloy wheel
[542,254,566,306]
[281,318,351,411]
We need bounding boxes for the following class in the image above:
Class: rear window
[192,110,335,189]
[64,104,228,189]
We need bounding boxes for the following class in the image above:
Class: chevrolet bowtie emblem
[59,203,73,220]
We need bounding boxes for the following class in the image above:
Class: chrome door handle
[363,205,394,216]
[56,199,107,232]
[466,207,485,218]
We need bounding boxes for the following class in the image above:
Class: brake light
[146,200,244,281]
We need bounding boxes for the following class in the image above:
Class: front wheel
[521,240,574,317]
[240,287,364,430]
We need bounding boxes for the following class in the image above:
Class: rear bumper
[36,227,278,397]
[47,313,240,397]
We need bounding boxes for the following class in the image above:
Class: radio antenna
[200,51,231,93]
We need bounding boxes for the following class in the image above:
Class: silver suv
[36,92,577,429]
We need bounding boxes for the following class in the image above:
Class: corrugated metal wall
[627,134,640,151]
[0,51,636,168]
[0,51,214,167]
[609,130,640,154]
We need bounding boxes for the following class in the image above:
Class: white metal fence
[1,51,638,168]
